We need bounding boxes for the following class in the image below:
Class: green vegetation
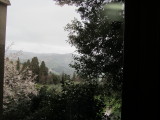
[3,80,107,120]
[16,57,20,71]
[3,0,124,120]
[55,0,124,119]
[6,51,75,75]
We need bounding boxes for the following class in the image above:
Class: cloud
[6,0,81,54]
[6,41,76,54]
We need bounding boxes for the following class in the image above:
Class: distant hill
[5,50,75,75]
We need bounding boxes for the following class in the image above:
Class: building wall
[0,3,7,45]
[0,3,7,119]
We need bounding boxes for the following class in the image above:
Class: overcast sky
[6,0,81,54]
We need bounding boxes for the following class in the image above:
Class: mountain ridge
[5,50,76,75]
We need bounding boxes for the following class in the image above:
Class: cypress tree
[39,61,48,84]
[30,57,39,82]
[26,59,31,68]
[16,57,20,71]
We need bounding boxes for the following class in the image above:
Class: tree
[51,73,61,84]
[21,59,30,72]
[30,57,39,83]
[39,61,48,84]
[21,62,27,72]
[54,0,124,118]
[71,72,83,82]
[25,81,105,120]
[55,0,124,92]
[26,59,31,68]
[3,58,37,110]
[16,57,20,71]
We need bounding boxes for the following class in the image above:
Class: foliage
[21,60,31,72]
[30,57,40,82]
[3,81,106,120]
[54,0,124,118]
[39,61,49,84]
[3,58,37,111]
[3,57,116,120]
[71,72,84,82]
[21,57,51,84]
[16,57,20,71]
[66,1,123,92]
[51,73,61,84]
[54,0,124,6]
[3,1,124,119]
[3,98,33,120]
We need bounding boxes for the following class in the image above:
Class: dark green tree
[55,0,124,92]
[3,81,105,120]
[26,59,31,68]
[54,1,124,118]
[51,73,61,84]
[54,0,124,6]
[21,59,31,72]
[30,57,39,82]
[39,61,48,76]
[61,72,71,88]
[16,57,20,71]
[39,61,48,84]
[21,62,27,72]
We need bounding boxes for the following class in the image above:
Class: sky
[6,0,81,54]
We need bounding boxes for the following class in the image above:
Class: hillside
[5,50,75,75]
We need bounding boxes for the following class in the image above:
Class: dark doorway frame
[122,0,159,120]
